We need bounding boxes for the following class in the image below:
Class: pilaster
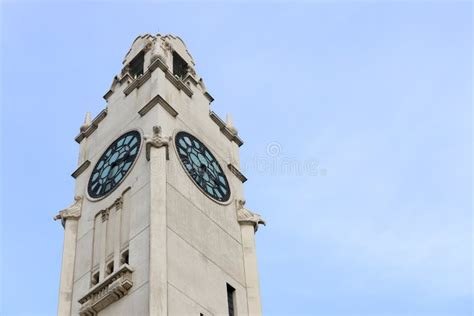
[236,200,265,316]
[113,196,123,271]
[147,126,169,316]
[54,196,83,316]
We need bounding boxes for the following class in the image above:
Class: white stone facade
[56,34,264,316]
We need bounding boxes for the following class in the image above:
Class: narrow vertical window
[106,261,114,276]
[226,283,236,316]
[121,249,129,265]
[173,51,188,79]
[91,271,99,287]
[129,51,144,79]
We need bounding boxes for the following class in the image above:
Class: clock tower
[54,34,265,316]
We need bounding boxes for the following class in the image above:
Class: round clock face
[88,131,141,199]
[175,131,231,202]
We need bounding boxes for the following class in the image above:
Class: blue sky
[1,1,472,315]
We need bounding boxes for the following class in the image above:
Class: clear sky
[0,1,471,315]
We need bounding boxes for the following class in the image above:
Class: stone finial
[80,112,91,132]
[198,78,207,92]
[226,114,238,136]
[54,196,83,227]
[144,126,171,161]
[236,200,266,232]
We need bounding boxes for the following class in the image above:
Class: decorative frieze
[78,264,134,316]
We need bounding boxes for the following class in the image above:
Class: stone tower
[54,34,265,316]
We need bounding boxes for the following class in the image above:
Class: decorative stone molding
[123,70,152,96]
[183,73,199,87]
[209,111,244,147]
[144,126,171,161]
[149,37,171,66]
[138,93,178,118]
[160,38,172,58]
[95,188,129,221]
[143,41,153,53]
[78,264,134,316]
[228,163,247,183]
[119,73,133,85]
[103,76,120,101]
[122,34,155,65]
[165,71,193,98]
[100,209,109,222]
[103,88,113,101]
[114,196,123,211]
[236,200,266,232]
[203,91,214,103]
[54,196,83,227]
[148,55,169,73]
[108,34,204,106]
[75,109,108,144]
[123,51,192,99]
[162,34,195,66]
[71,160,91,179]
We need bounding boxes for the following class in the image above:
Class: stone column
[236,200,266,316]
[113,197,123,270]
[99,209,109,281]
[146,126,170,316]
[54,196,83,316]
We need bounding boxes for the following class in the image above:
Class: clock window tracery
[88,131,141,199]
[175,131,230,202]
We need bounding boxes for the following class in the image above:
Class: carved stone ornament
[236,200,266,232]
[188,66,197,77]
[78,264,134,316]
[144,41,153,52]
[161,39,172,55]
[114,195,123,210]
[53,196,83,227]
[100,209,109,222]
[144,126,171,161]
[95,188,129,223]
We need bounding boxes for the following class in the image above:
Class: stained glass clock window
[88,131,141,199]
[175,131,231,202]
